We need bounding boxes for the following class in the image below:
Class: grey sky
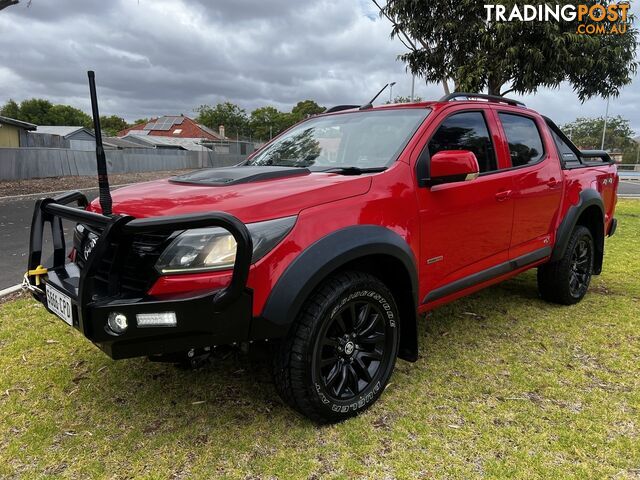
[0,0,638,133]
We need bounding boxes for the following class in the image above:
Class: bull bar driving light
[107,312,128,335]
[136,312,178,328]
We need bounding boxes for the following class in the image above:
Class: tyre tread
[538,225,593,305]
[272,271,396,423]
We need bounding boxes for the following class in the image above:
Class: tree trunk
[442,79,450,95]
[487,75,503,96]
[0,0,19,11]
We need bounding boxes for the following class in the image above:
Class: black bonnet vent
[170,166,310,186]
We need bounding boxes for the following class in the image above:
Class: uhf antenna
[360,83,389,110]
[87,71,113,216]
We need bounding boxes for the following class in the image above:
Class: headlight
[155,216,296,274]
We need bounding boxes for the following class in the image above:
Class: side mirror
[423,150,479,187]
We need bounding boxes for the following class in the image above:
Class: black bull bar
[25,190,254,359]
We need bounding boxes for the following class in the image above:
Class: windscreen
[247,108,430,169]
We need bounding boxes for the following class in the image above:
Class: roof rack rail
[439,92,525,107]
[324,105,360,113]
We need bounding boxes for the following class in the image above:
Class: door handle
[547,178,560,188]
[495,190,512,202]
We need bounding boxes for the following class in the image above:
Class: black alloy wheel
[315,297,392,401]
[537,225,594,305]
[569,237,592,298]
[273,271,400,423]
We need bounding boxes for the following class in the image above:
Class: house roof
[35,126,95,138]
[118,115,226,140]
[103,137,153,149]
[0,115,37,131]
[121,134,210,151]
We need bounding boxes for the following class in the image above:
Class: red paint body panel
[91,174,371,224]
[90,100,618,321]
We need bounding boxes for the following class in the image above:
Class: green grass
[1,200,639,479]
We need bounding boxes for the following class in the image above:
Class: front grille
[120,233,171,293]
[74,224,172,297]
[74,224,103,271]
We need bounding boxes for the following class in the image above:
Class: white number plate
[46,285,73,326]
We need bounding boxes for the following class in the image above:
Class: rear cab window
[497,113,545,168]
[550,128,582,168]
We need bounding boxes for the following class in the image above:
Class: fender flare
[551,189,605,272]
[255,225,419,360]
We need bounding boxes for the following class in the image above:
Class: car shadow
[75,270,549,429]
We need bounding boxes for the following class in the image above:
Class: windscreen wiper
[319,166,387,175]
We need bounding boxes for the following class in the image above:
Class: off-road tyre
[272,271,400,423]
[538,225,594,305]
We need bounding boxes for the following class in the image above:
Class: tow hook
[23,265,48,292]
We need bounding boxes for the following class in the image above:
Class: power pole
[410,74,415,102]
[600,97,610,150]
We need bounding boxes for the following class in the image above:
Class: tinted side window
[428,112,497,173]
[550,129,581,167]
[498,113,545,167]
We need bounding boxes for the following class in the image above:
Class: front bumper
[26,191,254,359]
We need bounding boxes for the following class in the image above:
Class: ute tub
[26,191,254,359]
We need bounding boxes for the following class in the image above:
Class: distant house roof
[0,115,37,131]
[121,134,210,151]
[103,137,153,149]
[118,115,226,140]
[36,126,95,139]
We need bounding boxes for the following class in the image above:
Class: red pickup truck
[26,93,618,423]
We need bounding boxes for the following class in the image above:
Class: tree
[12,98,52,125]
[562,116,637,162]
[0,0,20,12]
[375,0,637,100]
[386,95,423,104]
[249,106,286,141]
[47,104,92,127]
[0,99,20,118]
[100,115,128,136]
[0,99,129,134]
[291,100,324,122]
[195,102,248,138]
[132,118,149,127]
[2,98,93,126]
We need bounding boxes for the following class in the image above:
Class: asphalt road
[0,191,98,290]
[620,180,640,195]
[1,183,639,291]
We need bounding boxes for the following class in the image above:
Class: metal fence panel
[0,148,245,180]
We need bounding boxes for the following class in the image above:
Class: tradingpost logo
[484,2,632,34]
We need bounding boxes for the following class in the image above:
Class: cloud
[0,0,638,135]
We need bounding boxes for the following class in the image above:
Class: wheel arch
[551,189,605,274]
[256,226,420,362]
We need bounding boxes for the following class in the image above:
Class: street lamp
[389,82,396,103]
